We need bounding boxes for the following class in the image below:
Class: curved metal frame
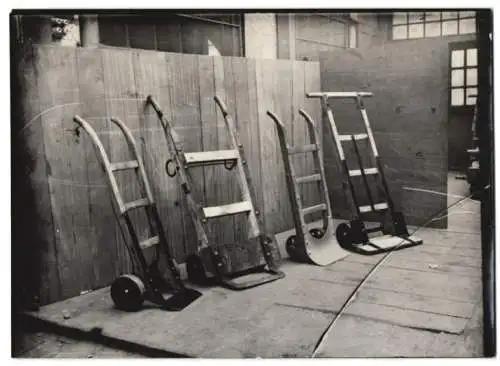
[268,109,348,266]
[73,115,202,311]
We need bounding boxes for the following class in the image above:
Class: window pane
[425,12,441,22]
[451,88,464,106]
[459,18,476,34]
[408,12,425,23]
[393,12,407,25]
[409,23,424,38]
[466,68,477,86]
[467,48,478,66]
[459,11,476,18]
[466,87,478,105]
[393,25,407,39]
[442,11,458,20]
[443,20,458,35]
[451,49,465,67]
[425,22,441,37]
[451,69,465,87]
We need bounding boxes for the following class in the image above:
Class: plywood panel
[35,45,90,300]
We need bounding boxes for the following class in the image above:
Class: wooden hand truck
[267,109,348,265]
[307,92,423,255]
[146,95,285,290]
[73,115,202,311]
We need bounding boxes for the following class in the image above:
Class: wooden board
[212,56,237,250]
[132,49,183,271]
[365,266,481,302]
[345,301,469,334]
[168,52,203,260]
[75,46,118,289]
[256,59,281,232]
[35,45,90,300]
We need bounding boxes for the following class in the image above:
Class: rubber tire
[285,235,301,262]
[336,223,352,249]
[111,274,146,312]
[309,228,325,239]
[186,254,209,286]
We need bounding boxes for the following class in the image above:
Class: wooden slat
[287,144,318,154]
[75,47,121,293]
[256,59,280,233]
[123,198,149,212]
[339,133,368,141]
[231,56,266,270]
[203,201,253,219]
[213,56,237,249]
[184,149,238,166]
[169,52,203,260]
[301,203,327,216]
[296,173,321,184]
[102,48,141,275]
[198,55,219,247]
[139,236,160,250]
[274,59,295,232]
[110,160,139,171]
[349,167,378,177]
[359,202,388,213]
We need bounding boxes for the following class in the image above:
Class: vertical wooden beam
[79,14,100,48]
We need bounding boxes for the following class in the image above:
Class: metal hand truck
[267,108,348,265]
[146,95,285,290]
[73,115,202,311]
[307,92,423,255]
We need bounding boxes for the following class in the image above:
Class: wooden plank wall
[15,44,321,305]
[317,40,449,229]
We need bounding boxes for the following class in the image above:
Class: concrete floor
[13,172,483,358]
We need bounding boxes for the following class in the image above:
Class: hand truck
[307,92,423,255]
[73,115,202,311]
[267,108,348,265]
[146,95,285,290]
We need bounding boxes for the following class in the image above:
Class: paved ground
[13,173,483,358]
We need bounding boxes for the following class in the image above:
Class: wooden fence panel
[17,45,321,304]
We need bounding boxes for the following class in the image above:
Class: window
[392,11,476,40]
[450,46,478,106]
[99,14,243,57]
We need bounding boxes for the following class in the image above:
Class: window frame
[449,41,478,109]
[391,11,476,41]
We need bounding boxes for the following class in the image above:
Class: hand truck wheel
[186,254,209,286]
[110,274,146,312]
[336,223,352,249]
[285,235,301,262]
[309,227,325,239]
